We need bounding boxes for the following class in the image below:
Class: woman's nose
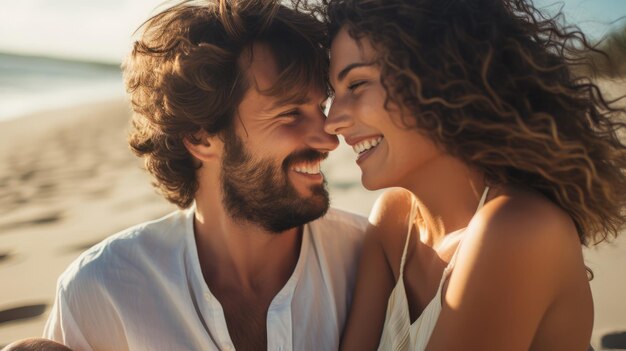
[324,99,354,136]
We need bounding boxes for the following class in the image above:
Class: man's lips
[291,161,321,175]
[283,149,328,175]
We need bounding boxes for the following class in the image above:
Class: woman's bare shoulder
[471,187,580,249]
[368,188,414,237]
[460,186,585,289]
[429,191,592,349]
[366,188,416,264]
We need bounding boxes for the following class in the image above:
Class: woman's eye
[348,80,366,91]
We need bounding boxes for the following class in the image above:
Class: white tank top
[377,187,490,351]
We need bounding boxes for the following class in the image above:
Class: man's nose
[305,109,339,152]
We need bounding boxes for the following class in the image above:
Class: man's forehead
[238,42,326,110]
[239,42,280,92]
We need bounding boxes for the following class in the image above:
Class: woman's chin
[361,174,387,191]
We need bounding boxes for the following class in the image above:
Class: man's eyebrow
[266,96,311,113]
[336,62,374,82]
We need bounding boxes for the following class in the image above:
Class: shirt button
[204,292,211,300]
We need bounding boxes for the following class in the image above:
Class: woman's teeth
[353,137,383,154]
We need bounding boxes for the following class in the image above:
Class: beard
[220,132,330,233]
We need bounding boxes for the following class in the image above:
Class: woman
[320,0,626,349]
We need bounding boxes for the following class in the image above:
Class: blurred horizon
[0,0,624,121]
[0,52,124,121]
[0,0,624,64]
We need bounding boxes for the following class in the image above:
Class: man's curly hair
[311,0,626,245]
[124,0,328,208]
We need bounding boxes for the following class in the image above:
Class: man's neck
[193,201,302,299]
[191,192,305,351]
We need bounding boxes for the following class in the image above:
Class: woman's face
[325,26,443,190]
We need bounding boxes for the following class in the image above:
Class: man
[38,1,365,350]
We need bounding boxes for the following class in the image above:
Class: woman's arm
[340,188,415,351]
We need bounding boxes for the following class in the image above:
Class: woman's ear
[183,129,222,163]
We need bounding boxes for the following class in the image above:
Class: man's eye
[277,110,299,119]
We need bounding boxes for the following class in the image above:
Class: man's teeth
[293,162,321,174]
[353,137,383,154]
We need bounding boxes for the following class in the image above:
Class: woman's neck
[402,155,487,247]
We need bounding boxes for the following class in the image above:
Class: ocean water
[0,53,125,121]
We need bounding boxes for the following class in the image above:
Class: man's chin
[295,183,329,205]
[263,197,329,234]
[288,171,326,193]
[307,187,331,216]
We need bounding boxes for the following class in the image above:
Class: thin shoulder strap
[446,186,490,272]
[476,185,490,212]
[399,196,418,277]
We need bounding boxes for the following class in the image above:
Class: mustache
[282,149,329,171]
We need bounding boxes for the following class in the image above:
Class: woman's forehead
[330,27,377,81]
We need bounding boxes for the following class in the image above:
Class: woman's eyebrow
[335,62,375,82]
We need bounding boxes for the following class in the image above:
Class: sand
[0,80,625,349]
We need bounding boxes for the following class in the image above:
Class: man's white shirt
[43,207,366,351]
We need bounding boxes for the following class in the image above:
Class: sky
[0,0,166,63]
[535,0,626,38]
[0,0,624,64]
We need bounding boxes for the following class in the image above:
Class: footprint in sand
[602,331,626,349]
[61,240,102,254]
[0,303,47,325]
[0,212,62,233]
[0,251,12,264]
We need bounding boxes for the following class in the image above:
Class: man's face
[220,43,339,233]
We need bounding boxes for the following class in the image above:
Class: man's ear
[183,129,222,162]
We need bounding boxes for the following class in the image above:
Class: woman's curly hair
[309,0,626,245]
[123,0,328,208]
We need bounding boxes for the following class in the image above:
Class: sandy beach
[0,79,625,349]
